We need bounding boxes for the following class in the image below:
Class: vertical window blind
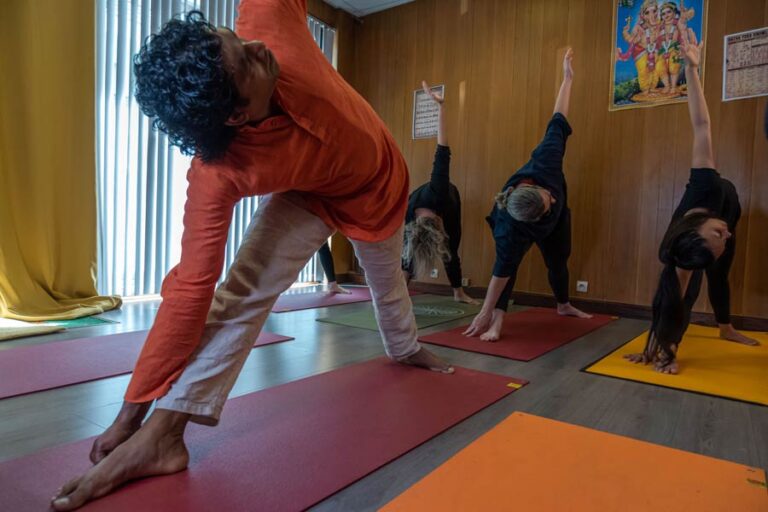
[96,0,337,297]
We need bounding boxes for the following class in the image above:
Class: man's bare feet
[397,347,454,374]
[453,288,480,305]
[90,401,152,464]
[719,324,761,346]
[479,309,504,342]
[89,422,141,465]
[327,282,351,294]
[51,410,190,511]
[557,302,593,319]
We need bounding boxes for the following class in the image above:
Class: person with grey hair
[464,48,592,342]
[402,81,478,305]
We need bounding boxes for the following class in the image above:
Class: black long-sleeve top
[486,113,573,278]
[405,145,463,288]
[671,168,741,230]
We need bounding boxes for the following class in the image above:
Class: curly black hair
[134,11,242,162]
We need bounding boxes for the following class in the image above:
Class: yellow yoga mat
[382,412,768,512]
[586,325,768,406]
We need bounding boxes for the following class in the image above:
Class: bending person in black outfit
[626,31,760,374]
[317,241,349,294]
[402,81,478,305]
[464,48,591,342]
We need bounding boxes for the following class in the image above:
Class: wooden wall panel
[347,0,768,318]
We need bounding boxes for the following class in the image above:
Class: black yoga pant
[706,235,735,324]
[495,210,571,311]
[317,242,335,283]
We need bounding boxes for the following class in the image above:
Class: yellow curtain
[0,0,121,320]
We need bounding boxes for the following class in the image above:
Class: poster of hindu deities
[723,27,768,101]
[610,0,708,111]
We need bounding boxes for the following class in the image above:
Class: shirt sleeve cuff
[551,113,573,136]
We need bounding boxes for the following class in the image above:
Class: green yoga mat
[42,316,117,329]
[316,295,482,331]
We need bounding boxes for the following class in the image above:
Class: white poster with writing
[412,85,445,139]
[723,27,768,101]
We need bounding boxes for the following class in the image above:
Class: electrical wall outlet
[576,281,588,293]
[430,268,439,278]
[461,277,470,287]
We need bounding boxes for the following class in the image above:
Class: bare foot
[89,422,141,464]
[719,325,761,346]
[479,309,504,342]
[90,401,152,463]
[654,359,679,374]
[557,302,593,319]
[327,282,351,294]
[51,411,190,511]
[453,288,480,305]
[397,347,454,374]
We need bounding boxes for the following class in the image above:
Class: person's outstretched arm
[422,80,447,146]
[553,48,574,118]
[422,80,451,196]
[681,29,715,169]
[531,48,574,171]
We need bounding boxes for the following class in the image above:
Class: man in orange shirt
[52,2,452,509]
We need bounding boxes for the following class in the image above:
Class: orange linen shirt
[125,0,409,402]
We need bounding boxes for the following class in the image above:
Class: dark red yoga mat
[0,330,293,400]
[419,308,616,361]
[0,358,527,512]
[272,286,419,312]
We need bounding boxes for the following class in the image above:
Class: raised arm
[681,30,715,169]
[553,48,574,118]
[422,80,446,146]
[422,80,451,196]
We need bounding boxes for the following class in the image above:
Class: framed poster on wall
[723,27,768,101]
[610,0,708,111]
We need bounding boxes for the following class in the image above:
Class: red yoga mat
[0,330,293,400]
[419,308,616,361]
[0,358,527,512]
[272,287,420,312]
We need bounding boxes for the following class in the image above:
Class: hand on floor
[463,309,493,337]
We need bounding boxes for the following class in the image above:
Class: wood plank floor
[0,288,765,511]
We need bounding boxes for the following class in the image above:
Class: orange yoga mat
[382,412,768,512]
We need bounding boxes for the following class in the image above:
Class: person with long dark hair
[463,48,592,342]
[625,30,760,375]
[402,81,477,305]
[51,3,453,509]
